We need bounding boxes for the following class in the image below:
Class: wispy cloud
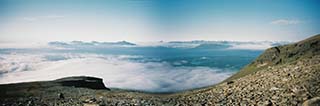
[43,15,65,19]
[22,17,38,21]
[270,19,302,25]
[22,15,65,22]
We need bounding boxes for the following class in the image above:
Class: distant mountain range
[48,41,136,48]
[48,40,291,50]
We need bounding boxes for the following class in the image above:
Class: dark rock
[303,97,320,106]
[59,93,65,99]
[264,100,272,106]
[55,76,110,90]
[227,81,234,85]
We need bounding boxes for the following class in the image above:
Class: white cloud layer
[227,42,275,50]
[0,53,233,92]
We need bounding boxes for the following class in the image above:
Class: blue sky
[0,0,319,43]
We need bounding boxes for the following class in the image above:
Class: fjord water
[0,44,263,92]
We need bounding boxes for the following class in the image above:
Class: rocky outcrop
[54,76,109,90]
[0,76,110,106]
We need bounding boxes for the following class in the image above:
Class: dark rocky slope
[0,76,110,105]
[55,76,109,90]
[0,34,319,106]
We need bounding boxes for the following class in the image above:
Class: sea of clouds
[0,53,233,92]
[0,40,289,92]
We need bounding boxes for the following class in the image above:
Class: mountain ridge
[225,34,320,82]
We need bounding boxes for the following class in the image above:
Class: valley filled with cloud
[0,41,287,92]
